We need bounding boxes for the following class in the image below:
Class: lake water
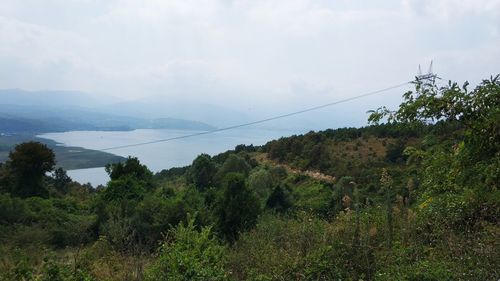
[39,128,305,186]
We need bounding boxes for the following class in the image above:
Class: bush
[145,217,228,281]
[375,260,456,281]
[227,213,354,280]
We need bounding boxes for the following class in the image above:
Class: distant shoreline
[0,132,125,170]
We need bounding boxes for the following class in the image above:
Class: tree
[248,169,273,206]
[8,141,55,197]
[385,139,406,163]
[105,157,153,187]
[188,154,216,191]
[52,168,72,194]
[0,163,14,194]
[369,76,500,191]
[267,140,288,162]
[101,176,146,202]
[265,185,292,212]
[368,75,500,270]
[215,154,251,182]
[269,166,288,186]
[215,173,260,242]
[368,76,499,159]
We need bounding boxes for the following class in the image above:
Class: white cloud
[0,16,86,65]
[0,0,498,115]
[404,0,500,23]
[95,0,220,29]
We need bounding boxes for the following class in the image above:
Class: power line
[97,81,410,151]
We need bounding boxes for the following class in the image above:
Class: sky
[0,0,499,125]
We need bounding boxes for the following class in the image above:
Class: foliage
[369,76,500,192]
[227,213,353,280]
[105,157,153,188]
[1,75,499,281]
[247,169,273,207]
[265,185,292,213]
[100,177,146,203]
[7,141,55,197]
[215,154,251,181]
[291,181,331,216]
[215,173,260,242]
[145,217,228,281]
[0,193,96,248]
[52,168,73,194]
[188,153,216,191]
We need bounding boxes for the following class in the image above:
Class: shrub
[145,217,228,281]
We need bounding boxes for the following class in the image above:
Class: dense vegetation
[0,76,498,280]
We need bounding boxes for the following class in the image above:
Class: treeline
[0,76,499,280]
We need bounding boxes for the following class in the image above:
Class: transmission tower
[417,60,439,83]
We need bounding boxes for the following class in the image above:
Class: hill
[0,76,498,280]
[0,104,216,133]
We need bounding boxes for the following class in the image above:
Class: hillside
[0,77,498,280]
[0,104,216,133]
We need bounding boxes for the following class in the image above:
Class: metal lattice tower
[417,60,439,83]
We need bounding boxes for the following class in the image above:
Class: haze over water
[39,127,303,186]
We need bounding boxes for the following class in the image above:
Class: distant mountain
[0,88,254,128]
[0,89,216,133]
[0,89,117,108]
[149,118,215,131]
[0,106,216,133]
[99,97,253,128]
[0,116,50,133]
[0,87,382,134]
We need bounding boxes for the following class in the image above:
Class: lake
[39,127,305,186]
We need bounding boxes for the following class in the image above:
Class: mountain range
[0,89,220,133]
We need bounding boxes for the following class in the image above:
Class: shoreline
[0,132,125,170]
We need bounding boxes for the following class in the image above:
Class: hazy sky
[1,0,499,114]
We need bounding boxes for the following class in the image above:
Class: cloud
[405,0,500,22]
[93,0,222,33]
[0,16,86,65]
[0,0,499,119]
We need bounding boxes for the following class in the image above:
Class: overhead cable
[97,81,411,151]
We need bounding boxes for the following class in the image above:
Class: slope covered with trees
[0,76,498,280]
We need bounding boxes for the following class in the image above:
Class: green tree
[369,76,500,192]
[100,177,146,202]
[188,153,216,191]
[8,141,55,198]
[385,139,406,163]
[105,157,153,187]
[52,168,72,194]
[266,185,292,212]
[367,76,500,279]
[215,173,260,242]
[0,163,14,194]
[215,154,251,182]
[269,165,288,186]
[248,169,273,206]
